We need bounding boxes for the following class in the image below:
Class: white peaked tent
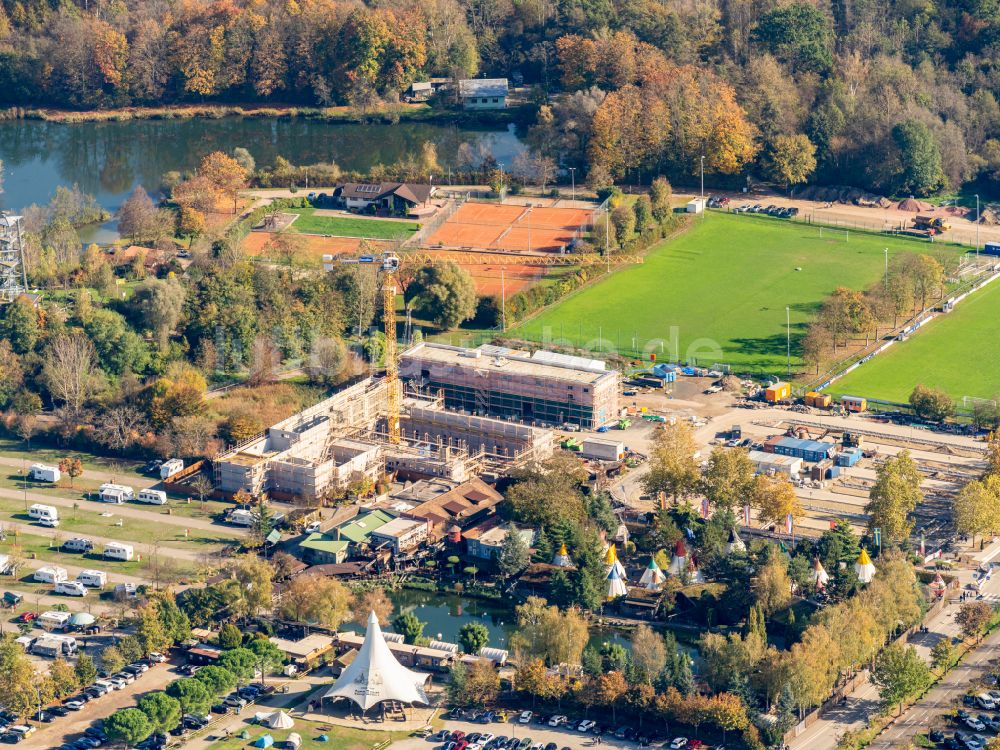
[810,558,829,590]
[323,612,430,712]
[604,543,626,578]
[667,540,688,576]
[854,549,876,585]
[638,557,665,591]
[726,528,746,554]
[686,558,705,584]
[256,711,295,729]
[606,566,628,600]
[552,542,572,568]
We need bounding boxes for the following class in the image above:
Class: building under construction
[399,343,621,429]
[213,377,554,500]
[0,214,27,304]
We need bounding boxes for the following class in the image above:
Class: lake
[0,117,526,241]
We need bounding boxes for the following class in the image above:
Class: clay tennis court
[461,264,544,295]
[427,201,595,253]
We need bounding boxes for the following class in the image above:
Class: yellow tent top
[857,548,873,565]
[558,542,568,556]
[604,543,618,565]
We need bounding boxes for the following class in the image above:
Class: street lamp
[700,156,705,199]
[568,167,576,201]
[975,194,980,256]
[884,248,888,291]
[785,306,791,377]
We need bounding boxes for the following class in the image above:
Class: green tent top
[298,533,350,555]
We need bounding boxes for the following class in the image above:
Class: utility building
[400,343,620,429]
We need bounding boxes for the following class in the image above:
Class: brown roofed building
[400,477,503,541]
[335,182,435,215]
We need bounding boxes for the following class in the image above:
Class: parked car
[15,611,38,623]
[48,706,69,718]
[223,695,247,709]
[519,712,533,724]
[963,716,985,731]
[63,700,86,711]
[577,721,596,733]
[147,652,167,663]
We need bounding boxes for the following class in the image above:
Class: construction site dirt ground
[673,189,1000,248]
[241,231,391,259]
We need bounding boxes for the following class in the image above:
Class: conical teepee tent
[854,549,876,584]
[323,612,430,711]
[667,540,688,576]
[810,558,829,590]
[604,543,626,577]
[726,528,746,554]
[552,542,572,568]
[929,572,946,597]
[606,566,628,600]
[259,711,294,729]
[687,557,705,584]
[638,556,665,591]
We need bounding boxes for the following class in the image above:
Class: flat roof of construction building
[748,450,802,466]
[401,343,617,386]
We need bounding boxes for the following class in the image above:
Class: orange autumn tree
[198,151,249,213]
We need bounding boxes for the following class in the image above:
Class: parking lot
[389,709,713,750]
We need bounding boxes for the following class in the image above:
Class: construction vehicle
[617,418,632,429]
[913,215,950,233]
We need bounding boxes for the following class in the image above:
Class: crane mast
[383,269,401,444]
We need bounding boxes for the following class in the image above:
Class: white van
[28,504,59,527]
[34,566,68,584]
[76,569,107,588]
[160,458,184,480]
[54,580,87,597]
[137,488,168,505]
[62,537,94,554]
[99,483,135,504]
[104,542,134,562]
[228,508,256,526]
[29,463,61,483]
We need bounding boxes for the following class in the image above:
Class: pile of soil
[897,197,933,212]
[793,184,891,207]
[979,204,1000,225]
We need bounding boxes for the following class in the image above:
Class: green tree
[649,178,672,224]
[702,446,757,514]
[393,612,426,644]
[193,666,237,698]
[752,3,832,73]
[136,604,171,657]
[218,623,243,650]
[118,635,145,664]
[105,708,153,749]
[633,195,653,231]
[865,450,923,545]
[631,624,667,684]
[930,639,955,670]
[47,658,79,699]
[892,120,945,196]
[84,308,150,376]
[497,524,530,579]
[218,648,256,683]
[611,204,636,246]
[765,134,817,189]
[101,645,126,675]
[75,653,97,686]
[165,678,210,716]
[404,262,478,330]
[954,477,1000,547]
[643,420,701,504]
[136,692,181,735]
[458,622,490,656]
[0,298,40,354]
[247,637,285,685]
[909,384,954,422]
[871,643,931,715]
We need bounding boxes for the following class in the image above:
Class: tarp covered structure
[322,612,430,711]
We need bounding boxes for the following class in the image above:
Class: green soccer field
[288,207,419,239]
[510,212,966,376]
[827,278,1000,402]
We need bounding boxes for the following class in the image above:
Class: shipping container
[804,392,832,409]
[836,448,862,467]
[841,395,867,412]
[765,382,791,402]
[748,450,802,479]
[581,438,626,461]
[982,241,1000,256]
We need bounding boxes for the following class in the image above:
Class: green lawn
[289,208,419,239]
[827,278,1000,402]
[0,438,148,479]
[510,212,967,375]
[205,720,411,750]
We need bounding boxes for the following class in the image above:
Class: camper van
[62,537,94,554]
[98,483,135,504]
[34,566,68,584]
[54,580,87,597]
[28,504,59,527]
[104,542,134,562]
[31,634,78,658]
[29,463,61,483]
[137,488,168,505]
[76,570,107,588]
[160,458,184,480]
[228,508,256,527]
[37,611,72,631]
